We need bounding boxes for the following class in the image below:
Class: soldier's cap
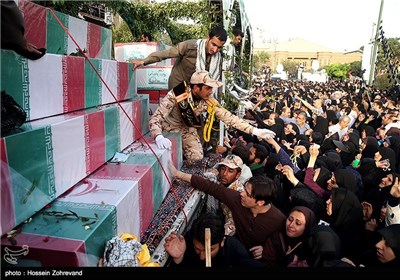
[190,70,223,88]
[214,154,243,170]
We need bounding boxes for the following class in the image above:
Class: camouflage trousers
[162,123,203,162]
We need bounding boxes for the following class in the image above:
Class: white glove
[252,127,276,140]
[155,135,172,150]
[240,100,254,110]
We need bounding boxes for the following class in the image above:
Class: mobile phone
[379,159,390,169]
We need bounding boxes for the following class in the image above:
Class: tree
[376,37,400,72]
[349,61,363,78]
[375,37,400,89]
[324,63,350,81]
[253,51,270,70]
[112,21,134,44]
[281,60,298,79]
[374,73,391,90]
[110,1,217,45]
[33,1,218,45]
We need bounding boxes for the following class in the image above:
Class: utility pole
[368,0,384,85]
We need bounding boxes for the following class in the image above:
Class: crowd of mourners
[164,77,400,268]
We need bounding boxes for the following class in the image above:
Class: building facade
[254,38,362,71]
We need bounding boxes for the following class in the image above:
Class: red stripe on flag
[90,163,144,180]
[1,138,15,234]
[137,90,160,104]
[132,100,142,141]
[117,62,129,100]
[62,56,85,112]
[85,112,105,174]
[20,0,47,49]
[129,165,154,236]
[87,23,101,58]
[1,233,87,266]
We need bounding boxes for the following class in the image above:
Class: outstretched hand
[390,177,400,198]
[164,231,186,264]
[252,127,276,140]
[130,59,144,71]
[168,160,178,178]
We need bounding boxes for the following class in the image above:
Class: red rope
[48,8,188,227]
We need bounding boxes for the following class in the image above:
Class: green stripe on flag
[47,10,68,55]
[1,51,30,119]
[140,95,150,135]
[101,28,112,60]
[22,201,117,266]
[104,106,120,160]
[125,154,163,213]
[5,126,56,225]
[85,58,102,108]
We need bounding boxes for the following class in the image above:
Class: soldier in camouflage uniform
[149,70,276,164]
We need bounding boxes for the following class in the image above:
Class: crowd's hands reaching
[252,127,276,140]
[281,165,299,186]
[308,144,320,158]
[216,145,228,155]
[155,135,172,150]
[361,201,373,221]
[365,218,378,232]
[361,201,379,231]
[168,160,192,182]
[376,159,390,170]
[168,160,178,178]
[390,176,400,198]
[164,231,186,264]
[340,257,359,267]
[293,145,307,156]
[249,245,263,260]
[130,59,144,71]
[281,139,293,151]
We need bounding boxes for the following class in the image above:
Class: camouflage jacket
[149,90,256,139]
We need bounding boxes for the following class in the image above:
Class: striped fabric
[0,98,148,235]
[19,0,112,59]
[0,50,136,121]
[1,201,117,267]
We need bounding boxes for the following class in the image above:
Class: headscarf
[313,116,329,137]
[305,225,342,267]
[361,136,379,159]
[363,125,376,138]
[320,138,337,154]
[315,166,331,190]
[330,188,363,230]
[347,131,360,151]
[378,147,397,169]
[333,169,357,194]
[290,187,324,221]
[286,206,317,242]
[326,110,338,125]
[384,134,400,172]
[320,152,343,171]
[329,188,364,258]
[341,141,357,167]
[283,206,317,265]
[378,224,400,258]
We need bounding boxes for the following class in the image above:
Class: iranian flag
[20,0,112,59]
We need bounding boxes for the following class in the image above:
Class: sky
[243,0,400,52]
